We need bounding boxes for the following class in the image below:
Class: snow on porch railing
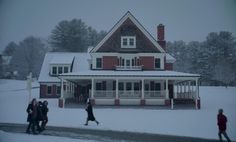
[115,65,142,71]
[93,90,116,98]
[175,91,196,99]
[144,91,166,99]
[119,91,141,98]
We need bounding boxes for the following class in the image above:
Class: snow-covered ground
[0,79,235,141]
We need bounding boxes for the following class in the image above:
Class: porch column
[141,79,144,99]
[116,79,119,99]
[166,79,169,99]
[165,79,170,106]
[60,78,64,98]
[91,78,94,99]
[115,79,119,105]
[140,79,145,105]
[195,78,200,109]
[59,78,64,108]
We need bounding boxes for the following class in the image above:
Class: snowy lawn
[0,79,235,141]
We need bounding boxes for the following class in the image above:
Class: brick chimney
[157,24,166,51]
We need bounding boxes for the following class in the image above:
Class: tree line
[0,19,106,79]
[0,19,235,86]
[167,31,236,86]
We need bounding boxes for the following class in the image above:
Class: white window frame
[121,36,136,48]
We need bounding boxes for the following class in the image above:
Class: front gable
[91,11,165,53]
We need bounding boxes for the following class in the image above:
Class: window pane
[126,60,130,66]
[134,82,140,90]
[96,83,102,90]
[47,86,52,94]
[96,58,102,68]
[123,38,127,46]
[58,67,63,74]
[155,83,161,91]
[126,82,132,90]
[129,38,134,46]
[155,58,160,68]
[118,82,124,90]
[64,67,68,73]
[52,67,57,75]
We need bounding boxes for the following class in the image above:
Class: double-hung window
[121,36,136,48]
[155,58,161,69]
[96,58,102,69]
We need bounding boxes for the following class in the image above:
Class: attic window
[121,36,136,48]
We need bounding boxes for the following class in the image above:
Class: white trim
[121,36,136,48]
[90,11,165,53]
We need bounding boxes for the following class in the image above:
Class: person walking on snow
[26,98,38,134]
[41,100,49,131]
[217,108,231,142]
[84,101,99,126]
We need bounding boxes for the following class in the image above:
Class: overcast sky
[0,0,235,52]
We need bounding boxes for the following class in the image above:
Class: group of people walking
[26,98,48,134]
[26,98,231,142]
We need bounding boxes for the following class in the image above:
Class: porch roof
[59,70,200,80]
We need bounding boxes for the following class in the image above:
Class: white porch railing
[90,90,166,99]
[175,91,196,99]
[144,91,166,99]
[93,90,116,98]
[119,91,141,98]
[115,65,142,71]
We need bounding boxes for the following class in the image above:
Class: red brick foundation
[197,99,201,109]
[89,99,95,105]
[58,98,64,108]
[165,99,170,106]
[140,99,145,105]
[115,99,120,105]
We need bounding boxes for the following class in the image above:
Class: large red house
[38,12,200,109]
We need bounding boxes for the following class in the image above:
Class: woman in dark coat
[84,101,99,125]
[26,98,38,134]
[41,100,49,131]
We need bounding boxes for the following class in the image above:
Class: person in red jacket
[217,109,231,142]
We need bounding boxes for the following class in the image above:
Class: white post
[141,79,144,99]
[27,72,32,103]
[116,79,119,99]
[60,78,64,99]
[171,98,174,109]
[166,79,169,99]
[91,78,94,99]
[195,79,199,109]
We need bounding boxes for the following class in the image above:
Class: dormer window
[121,36,136,48]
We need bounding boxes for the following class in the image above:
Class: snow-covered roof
[166,54,176,63]
[60,70,200,78]
[50,55,74,65]
[38,52,195,83]
[38,52,90,83]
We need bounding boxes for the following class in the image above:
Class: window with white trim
[155,58,161,69]
[96,58,102,69]
[121,36,136,48]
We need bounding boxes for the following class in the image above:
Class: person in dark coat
[217,109,231,142]
[84,101,99,126]
[41,100,49,131]
[26,98,38,134]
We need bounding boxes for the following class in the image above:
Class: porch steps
[173,99,195,104]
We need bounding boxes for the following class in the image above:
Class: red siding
[140,56,154,70]
[103,56,117,70]
[165,63,173,70]
[40,84,47,98]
